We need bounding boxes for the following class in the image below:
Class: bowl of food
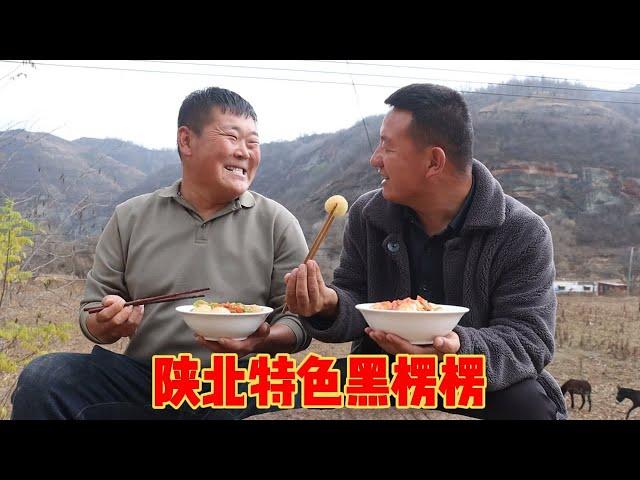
[355,296,469,345]
[176,300,273,341]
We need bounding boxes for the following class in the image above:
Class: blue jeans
[10,345,285,420]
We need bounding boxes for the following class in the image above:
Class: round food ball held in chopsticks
[307,195,349,261]
[282,195,349,313]
[324,195,348,217]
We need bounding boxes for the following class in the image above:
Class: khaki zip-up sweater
[79,180,310,365]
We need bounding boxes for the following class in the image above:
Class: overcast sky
[1,60,639,150]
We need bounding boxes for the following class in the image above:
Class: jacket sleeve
[455,216,557,391]
[300,196,370,343]
[267,211,312,353]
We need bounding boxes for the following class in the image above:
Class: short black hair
[385,83,473,169]
[178,86,257,134]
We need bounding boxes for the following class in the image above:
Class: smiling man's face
[182,107,260,200]
[369,108,430,206]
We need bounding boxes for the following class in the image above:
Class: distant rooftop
[597,280,627,286]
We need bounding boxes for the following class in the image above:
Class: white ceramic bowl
[176,305,273,341]
[355,303,469,345]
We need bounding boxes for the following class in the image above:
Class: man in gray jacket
[12,87,310,419]
[285,83,567,420]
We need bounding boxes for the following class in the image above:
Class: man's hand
[365,328,460,358]
[195,322,271,357]
[86,295,145,344]
[284,260,338,318]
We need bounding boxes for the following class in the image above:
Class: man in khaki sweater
[11,87,310,419]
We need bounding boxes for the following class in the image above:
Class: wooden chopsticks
[83,288,210,315]
[304,205,337,264]
[282,205,338,313]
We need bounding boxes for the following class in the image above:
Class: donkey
[616,386,640,420]
[561,379,592,412]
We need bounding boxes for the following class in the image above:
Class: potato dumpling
[210,306,231,313]
[324,195,348,217]
[193,304,212,313]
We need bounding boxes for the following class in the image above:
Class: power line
[312,60,640,87]
[0,59,387,86]
[345,60,375,155]
[137,60,640,97]
[513,60,640,72]
[4,60,640,106]
[0,64,22,82]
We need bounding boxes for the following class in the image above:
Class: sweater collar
[158,179,256,208]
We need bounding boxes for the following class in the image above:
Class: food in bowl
[356,299,469,345]
[371,295,441,312]
[176,301,273,341]
[191,299,262,314]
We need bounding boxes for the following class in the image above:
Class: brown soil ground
[1,278,638,420]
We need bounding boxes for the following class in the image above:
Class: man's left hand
[365,328,460,357]
[195,322,270,357]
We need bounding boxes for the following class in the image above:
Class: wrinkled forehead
[206,106,258,133]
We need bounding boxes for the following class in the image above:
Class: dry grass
[1,280,638,420]
[547,294,640,420]
[0,277,127,418]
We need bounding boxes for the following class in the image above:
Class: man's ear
[177,126,192,158]
[425,146,447,178]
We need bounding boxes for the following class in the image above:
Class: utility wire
[512,60,640,72]
[345,61,375,155]
[312,60,640,87]
[3,60,640,106]
[138,60,640,96]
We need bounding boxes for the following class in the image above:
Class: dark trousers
[434,375,560,420]
[10,346,279,420]
[330,357,561,420]
[11,347,559,420]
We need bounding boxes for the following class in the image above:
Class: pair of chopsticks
[282,205,337,313]
[305,205,337,264]
[83,288,210,315]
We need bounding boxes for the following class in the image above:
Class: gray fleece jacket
[302,159,567,418]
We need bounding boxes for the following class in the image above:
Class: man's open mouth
[224,166,247,176]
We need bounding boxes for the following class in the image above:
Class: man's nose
[235,142,249,159]
[370,148,382,168]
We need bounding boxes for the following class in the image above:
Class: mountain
[0,130,178,237]
[2,78,640,280]
[72,137,178,174]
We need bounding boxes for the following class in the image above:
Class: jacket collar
[362,159,506,235]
